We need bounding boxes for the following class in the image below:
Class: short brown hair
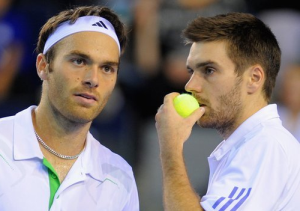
[36,5,127,61]
[182,12,281,102]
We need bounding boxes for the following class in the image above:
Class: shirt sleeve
[200,134,288,211]
[122,173,139,211]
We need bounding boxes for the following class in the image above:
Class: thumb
[188,106,205,123]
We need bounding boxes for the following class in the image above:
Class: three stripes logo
[211,186,252,211]
[92,21,108,29]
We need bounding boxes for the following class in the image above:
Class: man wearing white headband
[0,5,139,211]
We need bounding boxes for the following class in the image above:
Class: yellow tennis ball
[173,94,200,117]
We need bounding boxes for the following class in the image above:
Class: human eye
[102,65,117,74]
[71,58,86,66]
[187,67,194,74]
[204,67,215,75]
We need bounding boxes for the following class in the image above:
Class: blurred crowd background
[1,0,300,210]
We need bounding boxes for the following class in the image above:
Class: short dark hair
[182,12,281,102]
[36,5,127,62]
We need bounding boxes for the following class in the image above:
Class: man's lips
[74,93,98,101]
[192,96,207,107]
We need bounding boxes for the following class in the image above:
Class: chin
[67,115,93,124]
[66,108,101,124]
[197,117,210,128]
[197,116,219,129]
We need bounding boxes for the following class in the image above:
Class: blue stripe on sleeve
[234,188,245,200]
[213,186,238,209]
[212,197,225,209]
[219,188,245,211]
[230,188,252,211]
[210,187,251,211]
[228,187,238,198]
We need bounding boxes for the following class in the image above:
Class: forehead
[53,31,119,60]
[187,41,234,69]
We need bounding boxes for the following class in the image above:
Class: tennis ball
[173,94,200,117]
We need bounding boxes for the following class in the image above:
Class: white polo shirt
[0,106,139,211]
[277,105,300,142]
[201,104,300,211]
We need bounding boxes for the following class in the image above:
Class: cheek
[108,76,117,87]
[211,88,231,107]
[208,86,226,102]
[98,77,117,94]
[107,80,117,94]
[51,79,65,96]
[49,73,71,94]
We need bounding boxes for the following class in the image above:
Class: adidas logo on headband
[92,21,108,29]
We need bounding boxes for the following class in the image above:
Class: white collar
[211,104,280,160]
[13,106,105,181]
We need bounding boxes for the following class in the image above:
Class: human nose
[185,74,202,93]
[83,66,99,88]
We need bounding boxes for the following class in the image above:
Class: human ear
[247,65,265,94]
[36,53,48,80]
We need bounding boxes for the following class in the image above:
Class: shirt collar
[13,106,44,160]
[13,106,106,181]
[211,104,280,160]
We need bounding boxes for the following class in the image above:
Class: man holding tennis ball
[155,12,300,210]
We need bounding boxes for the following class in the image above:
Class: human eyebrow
[102,61,119,68]
[186,61,217,71]
[187,61,216,71]
[66,50,91,61]
[195,61,216,69]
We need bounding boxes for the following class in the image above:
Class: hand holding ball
[173,94,200,117]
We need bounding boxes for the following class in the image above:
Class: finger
[188,106,205,122]
[155,104,164,121]
[163,92,180,105]
[157,104,163,113]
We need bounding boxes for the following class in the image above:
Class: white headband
[43,16,121,54]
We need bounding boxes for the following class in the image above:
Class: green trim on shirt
[0,154,14,170]
[43,158,60,210]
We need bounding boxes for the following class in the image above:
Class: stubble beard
[48,95,108,129]
[197,78,243,137]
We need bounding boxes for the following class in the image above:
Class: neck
[222,98,268,140]
[288,106,300,117]
[32,105,90,156]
